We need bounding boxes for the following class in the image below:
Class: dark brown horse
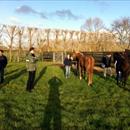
[71,51,95,86]
[113,51,130,86]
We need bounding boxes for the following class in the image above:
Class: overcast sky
[0,0,130,30]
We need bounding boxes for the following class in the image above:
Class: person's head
[67,54,70,59]
[0,49,4,56]
[29,47,35,54]
[107,52,111,57]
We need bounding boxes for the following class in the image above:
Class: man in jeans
[64,54,72,78]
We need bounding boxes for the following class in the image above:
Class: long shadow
[42,76,62,130]
[5,68,22,76]
[0,68,26,87]
[118,84,130,92]
[34,66,47,86]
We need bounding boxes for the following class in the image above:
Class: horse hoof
[88,83,92,86]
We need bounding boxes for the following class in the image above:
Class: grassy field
[0,62,130,130]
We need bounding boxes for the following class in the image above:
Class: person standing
[113,52,123,84]
[102,53,112,78]
[0,49,7,84]
[64,54,72,78]
[26,47,37,92]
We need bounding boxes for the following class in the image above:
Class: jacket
[0,55,7,71]
[26,53,37,71]
[64,58,71,66]
[102,55,111,67]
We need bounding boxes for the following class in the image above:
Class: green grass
[0,62,130,130]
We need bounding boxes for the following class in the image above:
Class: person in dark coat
[26,47,37,92]
[102,53,112,78]
[64,54,72,78]
[113,52,123,84]
[0,49,8,84]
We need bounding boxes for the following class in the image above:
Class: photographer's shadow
[42,76,62,130]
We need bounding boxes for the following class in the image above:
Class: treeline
[0,17,130,62]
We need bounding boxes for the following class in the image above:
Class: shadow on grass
[118,85,130,92]
[0,68,26,87]
[5,68,22,76]
[41,76,62,130]
[34,66,47,86]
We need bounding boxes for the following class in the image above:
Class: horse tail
[86,56,95,86]
[87,56,95,73]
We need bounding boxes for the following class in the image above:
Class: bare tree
[69,31,75,51]
[110,17,130,48]
[45,29,51,51]
[75,31,81,50]
[17,26,24,62]
[4,25,18,62]
[0,25,4,44]
[54,29,60,50]
[27,27,38,49]
[81,17,105,50]
[81,17,104,32]
[61,30,68,52]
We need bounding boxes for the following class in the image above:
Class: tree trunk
[9,38,13,62]
[61,52,64,64]
[9,47,12,62]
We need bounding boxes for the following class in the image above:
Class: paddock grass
[0,62,130,130]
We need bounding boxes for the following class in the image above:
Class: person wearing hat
[0,49,7,84]
[26,47,37,92]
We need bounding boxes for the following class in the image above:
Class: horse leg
[84,67,86,79]
[88,72,91,86]
[79,66,82,80]
[88,71,93,86]
[116,71,119,85]
[90,72,93,85]
[123,73,129,87]
[88,58,94,86]
[77,62,80,76]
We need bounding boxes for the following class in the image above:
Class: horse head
[71,51,83,61]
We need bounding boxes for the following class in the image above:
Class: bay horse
[113,51,130,86]
[71,51,95,86]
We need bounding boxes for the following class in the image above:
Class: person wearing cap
[26,47,37,92]
[0,49,7,84]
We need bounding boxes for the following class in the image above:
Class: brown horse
[113,51,130,86]
[71,51,95,86]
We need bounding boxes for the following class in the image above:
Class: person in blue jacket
[64,54,72,78]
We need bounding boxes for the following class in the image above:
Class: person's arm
[64,58,66,66]
[114,60,117,68]
[4,56,8,68]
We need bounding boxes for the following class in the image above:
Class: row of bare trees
[0,17,130,62]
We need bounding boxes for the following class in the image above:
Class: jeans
[26,71,36,91]
[65,66,70,78]
[0,68,4,83]
[104,67,112,77]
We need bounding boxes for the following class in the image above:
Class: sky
[0,0,130,31]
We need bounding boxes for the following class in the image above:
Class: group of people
[63,52,125,83]
[0,48,126,92]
